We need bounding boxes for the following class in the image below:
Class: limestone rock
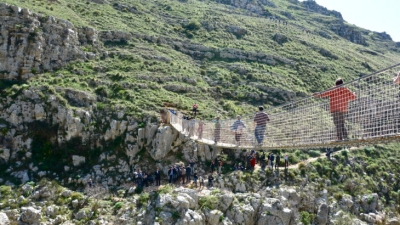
[0,4,98,80]
[72,155,86,166]
[316,203,328,225]
[226,25,248,38]
[0,212,10,225]
[0,148,10,162]
[257,198,292,225]
[206,209,223,225]
[360,193,379,213]
[388,218,400,225]
[150,125,178,160]
[177,209,204,225]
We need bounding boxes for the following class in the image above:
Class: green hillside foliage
[4,0,400,119]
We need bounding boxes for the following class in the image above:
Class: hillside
[1,0,400,118]
[1,0,400,224]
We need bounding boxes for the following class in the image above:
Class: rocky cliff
[0,1,400,225]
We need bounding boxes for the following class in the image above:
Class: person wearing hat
[253,106,270,146]
[231,115,246,146]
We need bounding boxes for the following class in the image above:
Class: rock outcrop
[0,3,99,80]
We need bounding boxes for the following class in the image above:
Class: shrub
[157,185,173,195]
[138,192,150,207]
[199,195,218,210]
[300,211,315,225]
[113,202,124,210]
[184,20,201,31]
[172,211,180,219]
[341,150,349,159]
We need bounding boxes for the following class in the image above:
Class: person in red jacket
[250,156,256,170]
[313,78,356,141]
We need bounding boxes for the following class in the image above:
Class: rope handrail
[168,63,400,150]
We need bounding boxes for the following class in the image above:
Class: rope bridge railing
[169,63,400,149]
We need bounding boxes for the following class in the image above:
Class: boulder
[0,212,10,225]
[72,155,86,166]
[150,125,178,160]
[316,203,328,225]
[20,207,41,225]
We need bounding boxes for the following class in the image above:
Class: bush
[157,184,173,195]
[113,202,124,210]
[300,211,315,225]
[184,20,201,31]
[199,195,218,210]
[135,186,143,194]
[138,192,150,207]
[341,150,349,159]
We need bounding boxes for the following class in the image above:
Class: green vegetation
[199,195,219,210]
[2,0,399,120]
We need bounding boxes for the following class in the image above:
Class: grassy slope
[3,0,400,120]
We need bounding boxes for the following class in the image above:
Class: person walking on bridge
[231,115,246,146]
[313,78,356,141]
[214,117,221,144]
[253,106,270,146]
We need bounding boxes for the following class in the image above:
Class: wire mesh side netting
[169,63,400,149]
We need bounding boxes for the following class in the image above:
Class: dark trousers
[235,133,242,142]
[332,111,348,140]
[169,175,173,184]
[156,178,161,186]
[186,173,191,181]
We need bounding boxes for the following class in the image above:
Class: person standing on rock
[253,106,270,146]
[186,164,192,182]
[173,166,178,183]
[193,173,198,188]
[208,174,214,187]
[181,165,186,184]
[87,178,93,188]
[250,155,256,170]
[168,167,173,184]
[270,153,275,169]
[284,154,289,169]
[218,160,223,174]
[313,78,356,141]
[275,154,280,169]
[210,160,216,173]
[155,168,161,186]
[192,103,199,116]
[199,174,205,189]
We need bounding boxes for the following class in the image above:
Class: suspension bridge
[168,63,400,150]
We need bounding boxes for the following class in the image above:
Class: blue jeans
[255,126,266,145]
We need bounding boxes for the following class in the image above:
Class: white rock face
[206,209,223,225]
[177,209,205,225]
[257,198,292,225]
[20,207,41,225]
[0,4,99,80]
[0,212,10,225]
[72,155,86,166]
[316,203,329,225]
[150,125,178,160]
[0,148,10,162]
